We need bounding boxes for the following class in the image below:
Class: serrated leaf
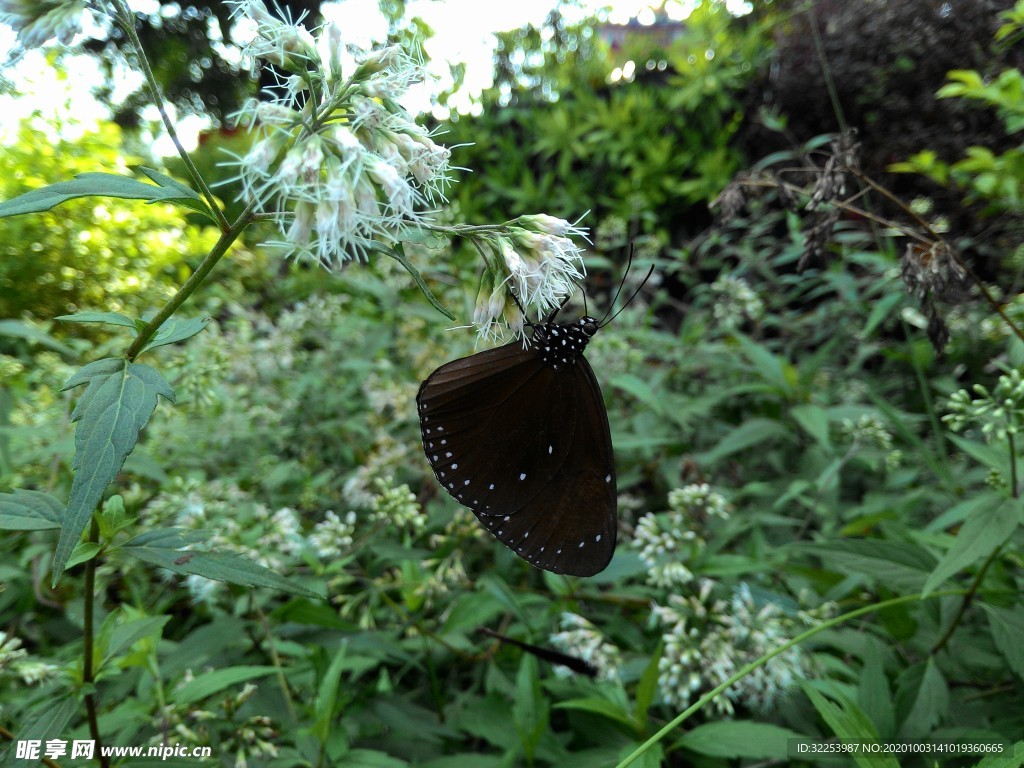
[174,665,279,704]
[678,721,806,759]
[803,684,900,768]
[922,497,1021,597]
[53,358,175,584]
[0,171,208,218]
[388,242,457,321]
[0,489,62,530]
[56,311,138,330]
[121,532,323,598]
[983,605,1024,681]
[140,316,211,353]
[795,540,936,591]
[0,696,77,767]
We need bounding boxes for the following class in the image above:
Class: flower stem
[109,0,228,231]
[82,517,110,768]
[614,589,975,768]
[126,207,256,361]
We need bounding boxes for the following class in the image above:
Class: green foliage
[441,3,768,239]
[3,3,1024,767]
[0,118,219,321]
[893,54,1024,215]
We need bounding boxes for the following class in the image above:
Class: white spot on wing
[519,472,526,481]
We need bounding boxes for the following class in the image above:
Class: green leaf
[0,489,62,530]
[554,697,637,730]
[678,721,806,759]
[969,740,1024,768]
[734,333,792,394]
[174,665,279,704]
[140,315,211,354]
[700,417,791,464]
[0,695,77,767]
[948,434,1012,477]
[136,166,215,220]
[790,403,831,449]
[399,227,447,249]
[512,655,548,762]
[983,604,1024,681]
[617,741,663,768]
[312,643,349,743]
[633,647,662,728]
[611,375,666,415]
[106,614,170,662]
[0,319,76,355]
[857,641,895,739]
[388,242,457,321]
[0,170,211,219]
[795,540,936,591]
[922,496,1021,597]
[121,529,324,598]
[53,358,174,584]
[896,658,948,738]
[55,311,138,330]
[863,292,905,337]
[337,749,409,767]
[803,684,900,768]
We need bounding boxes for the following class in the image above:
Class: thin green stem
[109,0,228,231]
[807,4,848,135]
[82,517,110,768]
[126,206,257,361]
[931,435,1018,654]
[614,590,973,768]
[1009,431,1019,498]
[931,546,1004,655]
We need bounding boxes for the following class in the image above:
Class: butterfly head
[532,316,601,371]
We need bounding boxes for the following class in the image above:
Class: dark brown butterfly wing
[417,334,616,576]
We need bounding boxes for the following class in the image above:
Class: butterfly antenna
[598,244,656,327]
[598,244,635,325]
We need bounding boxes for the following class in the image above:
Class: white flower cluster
[841,414,894,451]
[632,484,729,588]
[472,215,589,342]
[369,477,425,532]
[0,631,57,685]
[0,0,84,50]
[308,510,358,560]
[549,612,622,682]
[710,275,764,329]
[224,0,452,267]
[653,582,809,715]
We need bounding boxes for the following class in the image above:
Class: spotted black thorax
[529,316,600,371]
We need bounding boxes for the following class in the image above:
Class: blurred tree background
[3,1,1024,766]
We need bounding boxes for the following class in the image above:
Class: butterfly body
[417,316,616,576]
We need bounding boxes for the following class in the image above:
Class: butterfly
[417,309,617,576]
